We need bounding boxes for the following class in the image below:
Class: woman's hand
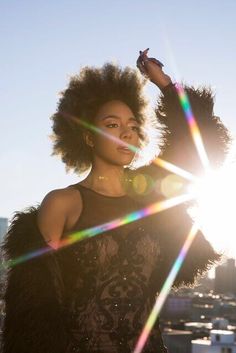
[136,48,172,90]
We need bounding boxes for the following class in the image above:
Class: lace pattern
[58,185,168,353]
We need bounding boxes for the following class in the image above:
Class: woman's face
[89,100,140,167]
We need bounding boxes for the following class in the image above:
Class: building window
[222,348,232,353]
[216,334,220,342]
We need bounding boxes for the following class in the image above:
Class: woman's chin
[120,156,135,166]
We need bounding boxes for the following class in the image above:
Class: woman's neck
[81,165,127,197]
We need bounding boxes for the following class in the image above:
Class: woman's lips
[117,146,133,154]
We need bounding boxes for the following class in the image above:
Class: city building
[162,294,192,320]
[215,259,236,295]
[162,329,192,353]
[184,318,236,340]
[0,218,8,242]
[162,290,224,323]
[0,217,8,297]
[218,300,236,323]
[192,330,236,353]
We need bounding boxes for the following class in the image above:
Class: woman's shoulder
[40,184,82,209]
[37,184,83,243]
[41,185,83,218]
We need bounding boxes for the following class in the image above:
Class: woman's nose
[120,126,132,140]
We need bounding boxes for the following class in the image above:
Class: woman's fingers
[136,49,171,87]
[140,48,149,58]
[137,48,150,75]
[137,49,164,79]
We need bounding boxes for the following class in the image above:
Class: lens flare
[64,112,198,183]
[153,157,197,182]
[175,83,210,170]
[1,193,192,271]
[160,174,185,198]
[132,174,154,195]
[64,113,138,153]
[133,83,213,352]
[133,224,199,353]
[57,192,192,247]
[188,165,236,257]
[63,83,210,177]
[6,247,53,268]
[1,85,213,353]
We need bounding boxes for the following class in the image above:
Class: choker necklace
[97,175,132,183]
[97,176,108,181]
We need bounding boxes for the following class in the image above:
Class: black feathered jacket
[2,209,69,353]
[1,84,231,353]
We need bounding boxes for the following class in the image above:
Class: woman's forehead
[95,100,136,120]
[100,115,138,123]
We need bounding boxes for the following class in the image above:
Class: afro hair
[51,63,159,174]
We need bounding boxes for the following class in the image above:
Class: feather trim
[1,208,68,353]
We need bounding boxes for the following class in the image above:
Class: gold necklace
[97,175,132,182]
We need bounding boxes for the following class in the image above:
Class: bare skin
[81,100,140,196]
[137,48,172,88]
[37,50,172,249]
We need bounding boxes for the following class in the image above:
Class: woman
[2,50,230,353]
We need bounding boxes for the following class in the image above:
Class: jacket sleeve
[157,84,231,176]
[154,84,231,286]
[1,208,69,353]
[133,84,231,287]
[152,205,221,288]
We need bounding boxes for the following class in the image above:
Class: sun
[188,163,236,258]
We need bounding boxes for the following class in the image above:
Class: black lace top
[58,184,168,353]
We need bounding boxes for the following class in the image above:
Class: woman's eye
[106,123,119,128]
[131,126,140,132]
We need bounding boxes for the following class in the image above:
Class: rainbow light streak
[64,113,137,153]
[61,193,191,247]
[65,113,197,182]
[153,157,197,182]
[131,84,209,351]
[133,223,199,353]
[1,193,192,271]
[7,247,53,267]
[175,83,209,170]
[1,93,204,351]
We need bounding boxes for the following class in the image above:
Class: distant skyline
[1,0,236,219]
[0,217,8,241]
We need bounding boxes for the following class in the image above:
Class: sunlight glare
[188,164,236,258]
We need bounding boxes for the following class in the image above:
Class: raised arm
[137,49,231,176]
[136,50,230,287]
[156,85,231,176]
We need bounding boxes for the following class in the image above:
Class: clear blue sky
[1,0,236,219]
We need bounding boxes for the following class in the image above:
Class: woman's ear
[83,131,94,148]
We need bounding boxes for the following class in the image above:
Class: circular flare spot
[132,174,153,195]
[161,174,184,198]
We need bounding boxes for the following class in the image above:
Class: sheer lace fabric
[58,184,168,353]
